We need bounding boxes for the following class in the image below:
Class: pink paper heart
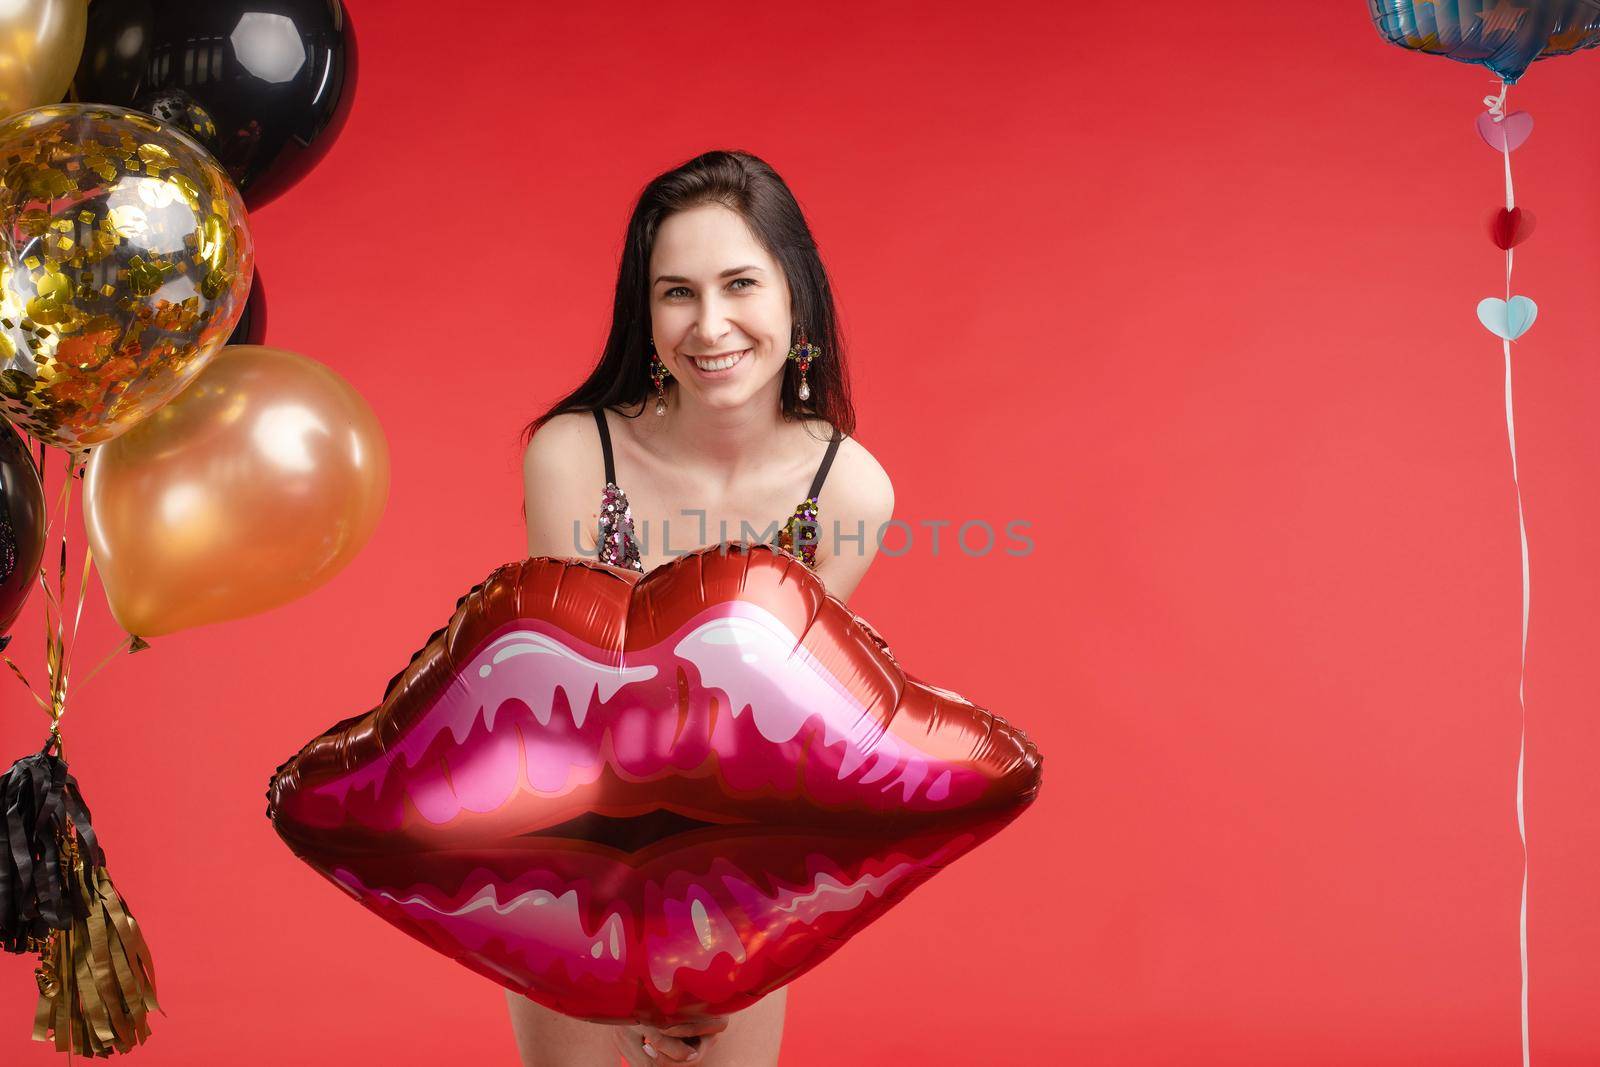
[1476,110,1533,153]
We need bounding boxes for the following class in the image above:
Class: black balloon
[228,271,268,346]
[71,0,357,210]
[0,420,46,637]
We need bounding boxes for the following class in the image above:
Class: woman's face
[648,202,791,410]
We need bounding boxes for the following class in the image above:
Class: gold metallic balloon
[83,345,389,639]
[0,103,253,454]
[0,1,87,119]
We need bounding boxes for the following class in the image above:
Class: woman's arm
[523,413,599,561]
[814,440,895,603]
[508,417,624,1065]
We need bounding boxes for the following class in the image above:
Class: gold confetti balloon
[0,103,253,454]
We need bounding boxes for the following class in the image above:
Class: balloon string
[1483,81,1510,118]
[51,452,72,719]
[39,544,61,722]
[1495,75,1515,303]
[0,441,101,726]
[1,441,123,720]
[53,542,94,715]
[1504,333,1530,1067]
[59,453,123,701]
[59,455,94,711]
[67,544,93,663]
[71,633,134,697]
[35,453,73,552]
[0,653,49,713]
[1489,76,1531,1067]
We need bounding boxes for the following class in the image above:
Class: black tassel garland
[1,741,101,954]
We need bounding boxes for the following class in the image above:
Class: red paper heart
[268,544,1043,1025]
[1489,207,1536,250]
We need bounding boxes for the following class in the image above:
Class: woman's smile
[686,347,751,377]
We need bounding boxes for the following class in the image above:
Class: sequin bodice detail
[599,485,823,572]
[593,409,839,574]
[598,481,642,570]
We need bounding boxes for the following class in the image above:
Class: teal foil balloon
[1368,0,1600,83]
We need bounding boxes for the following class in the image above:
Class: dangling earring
[787,323,821,402]
[648,339,669,415]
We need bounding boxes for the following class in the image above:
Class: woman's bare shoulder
[811,425,893,601]
[524,409,597,453]
[797,417,890,490]
[521,410,604,559]
[829,430,893,512]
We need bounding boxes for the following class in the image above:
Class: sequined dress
[592,407,842,573]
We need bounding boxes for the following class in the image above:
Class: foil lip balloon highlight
[318,824,985,1023]
[273,605,993,839]
[266,544,1043,1024]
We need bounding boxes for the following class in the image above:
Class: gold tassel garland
[30,829,161,1056]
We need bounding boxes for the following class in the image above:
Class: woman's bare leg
[700,987,787,1067]
[505,986,788,1067]
[505,990,622,1067]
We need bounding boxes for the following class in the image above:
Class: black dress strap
[592,408,616,486]
[805,425,843,501]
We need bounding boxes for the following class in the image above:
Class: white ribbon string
[1489,77,1531,1067]
[1504,329,1531,1067]
[1484,82,1510,118]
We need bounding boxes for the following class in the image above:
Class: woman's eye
[663,279,755,299]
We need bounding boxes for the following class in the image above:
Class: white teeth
[693,349,747,371]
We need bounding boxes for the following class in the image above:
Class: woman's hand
[610,1016,730,1065]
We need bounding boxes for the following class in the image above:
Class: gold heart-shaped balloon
[83,345,389,639]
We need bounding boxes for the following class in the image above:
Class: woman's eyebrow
[653,265,765,285]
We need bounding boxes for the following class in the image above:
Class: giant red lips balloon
[266,544,1043,1024]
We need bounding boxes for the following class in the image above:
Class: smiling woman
[514,150,894,1065]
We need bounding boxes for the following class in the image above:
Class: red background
[5,1,1600,1063]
